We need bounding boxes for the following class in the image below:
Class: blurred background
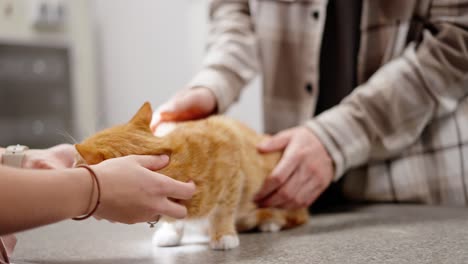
[0,0,262,148]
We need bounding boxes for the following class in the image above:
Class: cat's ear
[75,144,104,165]
[129,102,153,126]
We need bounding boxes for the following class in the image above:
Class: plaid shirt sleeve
[307,0,468,181]
[187,0,259,113]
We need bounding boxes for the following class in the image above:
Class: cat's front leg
[152,220,185,247]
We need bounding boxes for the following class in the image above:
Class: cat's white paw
[153,222,184,247]
[259,222,281,233]
[210,235,239,250]
[153,233,182,247]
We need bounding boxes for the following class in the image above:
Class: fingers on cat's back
[160,178,196,200]
[157,199,188,219]
[134,155,170,170]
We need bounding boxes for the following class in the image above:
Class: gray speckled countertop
[12,205,468,264]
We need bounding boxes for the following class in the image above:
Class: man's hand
[255,127,334,209]
[23,144,76,170]
[150,87,217,132]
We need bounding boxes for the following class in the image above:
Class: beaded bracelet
[72,165,101,221]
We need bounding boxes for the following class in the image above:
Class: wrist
[196,86,218,114]
[304,121,341,181]
[188,68,243,114]
[65,168,99,218]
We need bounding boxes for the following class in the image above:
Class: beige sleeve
[187,0,259,113]
[306,1,468,180]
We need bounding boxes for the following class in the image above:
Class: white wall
[92,0,262,132]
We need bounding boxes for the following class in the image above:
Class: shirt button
[311,10,320,20]
[305,83,314,94]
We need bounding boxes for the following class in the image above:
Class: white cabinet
[0,0,97,147]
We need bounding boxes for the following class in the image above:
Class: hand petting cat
[90,155,196,223]
[255,127,335,209]
[156,87,335,210]
[79,102,309,250]
[150,87,217,131]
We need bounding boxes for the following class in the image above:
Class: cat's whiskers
[56,130,78,144]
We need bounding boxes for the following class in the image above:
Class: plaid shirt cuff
[187,67,243,114]
[305,120,346,181]
[305,105,371,181]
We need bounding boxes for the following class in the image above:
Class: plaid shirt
[188,0,468,206]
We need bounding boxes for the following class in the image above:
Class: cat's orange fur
[75,102,309,250]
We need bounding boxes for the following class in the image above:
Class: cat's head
[74,102,162,166]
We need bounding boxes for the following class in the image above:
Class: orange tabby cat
[75,102,309,250]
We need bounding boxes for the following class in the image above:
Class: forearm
[188,0,258,113]
[307,17,468,180]
[0,166,93,235]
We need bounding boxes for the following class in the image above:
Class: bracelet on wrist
[73,165,101,221]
